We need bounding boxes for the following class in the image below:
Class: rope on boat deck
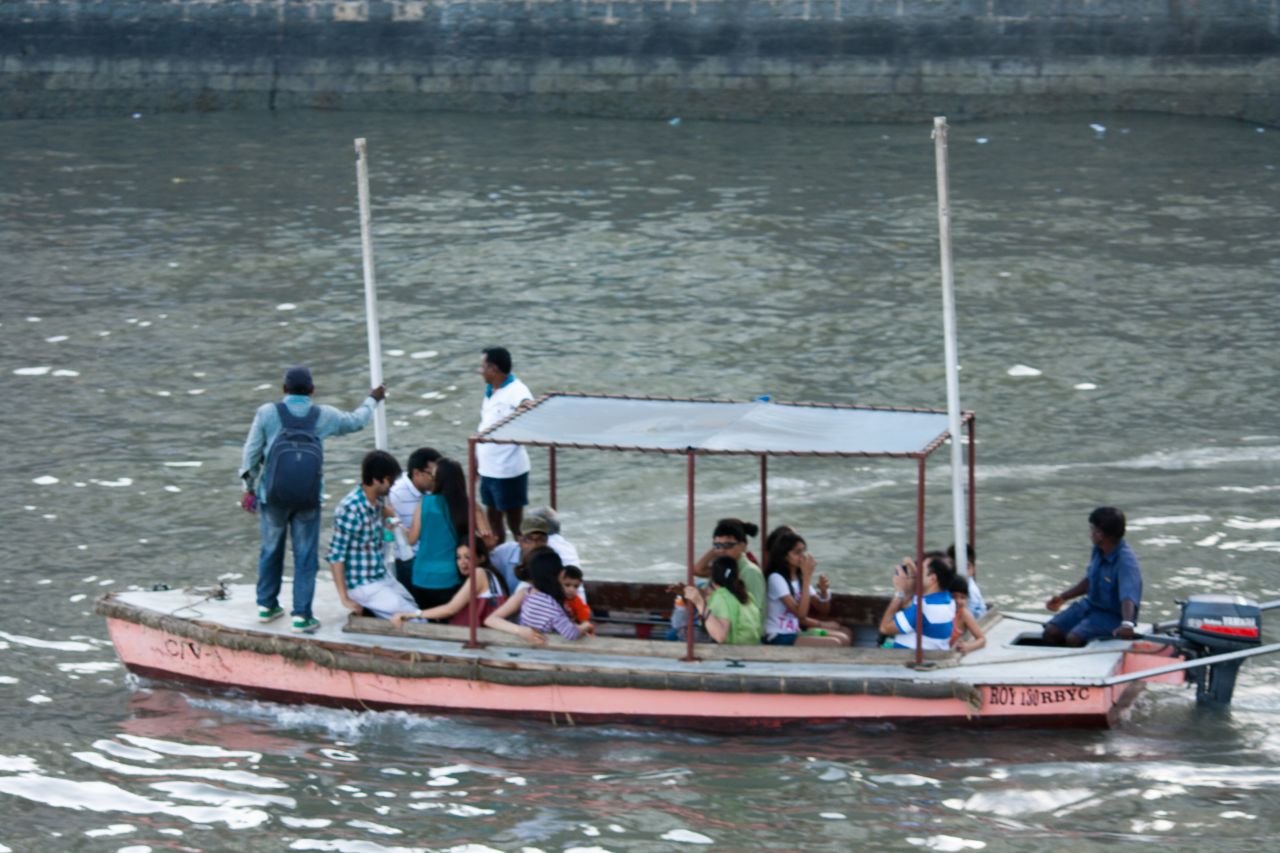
[167,581,230,619]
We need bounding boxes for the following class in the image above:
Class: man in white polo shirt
[477,346,534,543]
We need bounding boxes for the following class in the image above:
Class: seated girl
[389,539,507,628]
[484,548,585,644]
[762,527,852,646]
[947,574,987,654]
[681,556,762,645]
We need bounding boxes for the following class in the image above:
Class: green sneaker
[291,616,321,634]
[258,606,285,623]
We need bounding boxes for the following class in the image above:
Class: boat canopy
[478,392,958,458]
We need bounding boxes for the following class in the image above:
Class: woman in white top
[762,528,851,647]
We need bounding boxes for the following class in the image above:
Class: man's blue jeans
[256,503,321,618]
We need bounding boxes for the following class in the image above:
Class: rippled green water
[1,110,1278,850]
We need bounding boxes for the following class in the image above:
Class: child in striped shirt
[518,547,583,640]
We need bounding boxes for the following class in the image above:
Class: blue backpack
[263,403,323,510]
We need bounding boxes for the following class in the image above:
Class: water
[2,110,1279,850]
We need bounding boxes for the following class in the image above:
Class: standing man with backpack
[239,366,387,633]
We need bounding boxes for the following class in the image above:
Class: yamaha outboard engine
[1177,594,1262,704]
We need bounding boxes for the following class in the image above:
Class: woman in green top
[404,458,470,609]
[682,556,762,645]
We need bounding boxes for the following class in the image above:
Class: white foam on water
[428,764,471,778]
[52,369,79,377]
[92,741,163,763]
[287,841,426,852]
[386,349,405,356]
[1074,383,1098,390]
[1224,517,1280,530]
[255,383,271,390]
[150,781,295,809]
[14,366,51,376]
[1196,533,1226,546]
[907,837,986,851]
[97,330,110,336]
[1218,540,1280,553]
[661,829,713,844]
[68,594,88,603]
[1131,819,1175,832]
[412,409,433,417]
[419,391,445,399]
[1140,537,1182,547]
[0,631,94,652]
[0,773,269,828]
[74,751,287,790]
[869,773,940,787]
[579,824,600,837]
[503,776,526,786]
[0,677,18,685]
[26,316,41,322]
[187,389,204,395]
[281,817,332,829]
[155,390,171,396]
[0,755,39,772]
[1115,445,1280,471]
[45,335,68,343]
[27,695,52,704]
[1131,514,1212,526]
[380,768,407,776]
[162,461,203,468]
[427,777,458,787]
[32,475,58,485]
[347,820,401,835]
[164,486,181,493]
[58,662,118,674]
[84,824,135,838]
[1006,364,1042,377]
[953,787,1092,816]
[117,734,262,763]
[94,478,133,487]
[276,303,297,311]
[446,805,494,817]
[819,812,846,819]
[1219,484,1280,494]
[320,749,359,762]
[410,351,438,359]
[1219,811,1257,819]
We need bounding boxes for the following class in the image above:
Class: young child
[948,574,987,654]
[560,565,595,636]
[948,542,987,619]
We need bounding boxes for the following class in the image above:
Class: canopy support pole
[354,138,387,451]
[465,437,482,649]
[760,455,768,568]
[933,116,968,580]
[549,446,557,511]
[683,450,699,663]
[967,414,977,574]
[915,455,926,666]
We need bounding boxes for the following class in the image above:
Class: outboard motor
[1177,594,1262,704]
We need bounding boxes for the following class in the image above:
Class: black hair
[947,574,970,597]
[361,450,401,485]
[562,565,583,582]
[1089,506,1126,540]
[407,447,442,474]
[765,528,805,583]
[710,555,750,605]
[713,518,759,543]
[432,458,470,543]
[947,542,976,564]
[482,346,513,375]
[526,547,565,603]
[922,550,955,590]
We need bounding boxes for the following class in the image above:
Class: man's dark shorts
[1047,599,1122,642]
[480,472,528,512]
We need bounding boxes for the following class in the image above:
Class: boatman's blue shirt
[1085,539,1142,615]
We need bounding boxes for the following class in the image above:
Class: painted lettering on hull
[987,685,1092,707]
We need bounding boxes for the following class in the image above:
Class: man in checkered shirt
[326,449,418,623]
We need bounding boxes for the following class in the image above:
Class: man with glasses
[1041,506,1143,646]
[693,518,766,640]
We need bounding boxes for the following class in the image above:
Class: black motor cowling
[1177,594,1262,704]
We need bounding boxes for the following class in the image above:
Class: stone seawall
[2,0,1278,124]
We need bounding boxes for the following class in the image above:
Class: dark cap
[283,366,314,394]
[520,515,551,536]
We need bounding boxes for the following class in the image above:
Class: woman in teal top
[405,458,470,609]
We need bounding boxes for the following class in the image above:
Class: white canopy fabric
[478,394,955,457]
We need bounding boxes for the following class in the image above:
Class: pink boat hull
[106,617,1173,729]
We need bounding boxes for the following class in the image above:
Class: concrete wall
[2,0,1278,124]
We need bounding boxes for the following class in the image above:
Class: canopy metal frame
[463,392,976,665]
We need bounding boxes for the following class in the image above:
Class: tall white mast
[354,137,388,451]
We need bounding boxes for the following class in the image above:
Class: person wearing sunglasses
[692,518,765,640]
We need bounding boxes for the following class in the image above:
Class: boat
[97,392,1278,729]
